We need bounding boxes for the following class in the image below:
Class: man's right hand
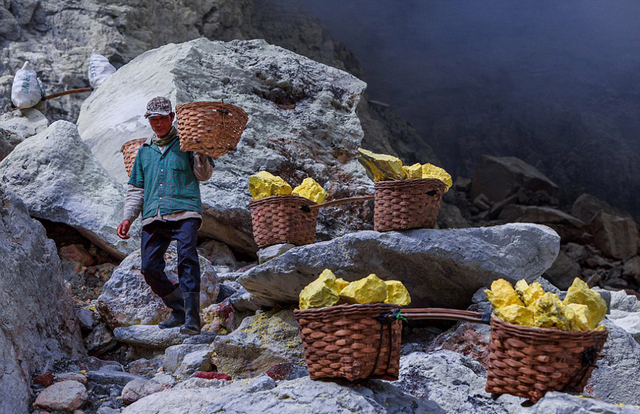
[117,219,131,239]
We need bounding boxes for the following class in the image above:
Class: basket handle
[300,195,374,212]
[385,308,492,325]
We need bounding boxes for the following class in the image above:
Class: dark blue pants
[140,218,201,297]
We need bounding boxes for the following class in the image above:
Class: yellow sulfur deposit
[494,304,534,326]
[421,163,453,192]
[564,278,607,330]
[248,171,292,200]
[384,280,412,306]
[357,148,405,181]
[299,269,340,310]
[402,163,423,179]
[515,280,545,306]
[340,273,388,305]
[292,177,328,204]
[485,279,524,309]
[335,278,350,292]
[486,278,607,331]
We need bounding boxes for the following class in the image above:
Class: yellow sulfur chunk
[299,269,340,310]
[292,177,327,204]
[335,278,350,292]
[248,171,292,200]
[384,280,411,306]
[485,279,524,310]
[566,303,591,331]
[421,163,453,192]
[340,274,388,304]
[495,304,535,326]
[402,163,423,179]
[357,148,405,181]
[529,292,571,330]
[515,280,545,307]
[564,278,607,330]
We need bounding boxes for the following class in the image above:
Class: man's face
[148,113,174,138]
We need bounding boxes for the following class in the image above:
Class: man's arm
[117,184,144,239]
[193,153,214,181]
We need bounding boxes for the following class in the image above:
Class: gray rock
[212,309,304,379]
[544,250,582,290]
[56,373,88,385]
[533,392,640,413]
[0,108,48,140]
[0,120,139,259]
[470,155,559,203]
[34,380,88,412]
[589,210,639,260]
[437,202,469,229]
[396,350,524,413]
[505,205,587,243]
[87,370,147,387]
[623,257,640,284]
[85,323,118,356]
[97,407,122,414]
[609,290,640,313]
[112,325,194,350]
[163,344,209,373]
[240,224,560,308]
[77,38,370,253]
[175,350,213,377]
[0,186,84,414]
[97,244,218,329]
[197,240,239,274]
[257,243,296,264]
[572,193,633,224]
[76,307,98,333]
[228,285,274,312]
[121,379,165,405]
[122,376,440,414]
[173,378,230,390]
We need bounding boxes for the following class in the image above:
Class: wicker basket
[486,316,608,402]
[294,304,402,381]
[176,101,248,159]
[374,178,446,231]
[121,138,147,176]
[249,195,318,248]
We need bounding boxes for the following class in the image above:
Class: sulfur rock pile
[357,148,453,190]
[299,269,411,309]
[485,278,607,331]
[248,171,327,204]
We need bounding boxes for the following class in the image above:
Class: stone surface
[112,325,195,350]
[240,224,560,308]
[589,210,639,260]
[197,240,239,274]
[0,120,139,259]
[85,323,117,356]
[544,250,582,290]
[532,392,640,414]
[0,186,85,414]
[56,373,88,385]
[0,108,48,142]
[34,381,88,412]
[121,376,440,414]
[121,379,165,405]
[470,155,560,203]
[257,243,296,264]
[97,244,218,329]
[175,350,213,377]
[212,309,304,379]
[77,38,370,253]
[501,205,587,243]
[87,370,147,387]
[572,193,632,224]
[163,344,209,373]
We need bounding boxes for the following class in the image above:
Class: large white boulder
[77,38,370,252]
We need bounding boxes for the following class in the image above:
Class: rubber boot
[180,292,201,335]
[158,287,185,329]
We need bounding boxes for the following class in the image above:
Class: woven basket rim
[120,137,147,152]
[374,177,447,188]
[294,303,399,319]
[249,195,317,207]
[491,315,608,338]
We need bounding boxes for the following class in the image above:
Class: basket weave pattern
[176,101,248,158]
[486,317,608,402]
[121,138,147,176]
[249,195,318,247]
[374,178,446,231]
[294,304,402,381]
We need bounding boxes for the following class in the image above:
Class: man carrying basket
[116,96,214,335]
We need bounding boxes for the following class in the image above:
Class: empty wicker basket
[249,195,318,248]
[121,138,147,176]
[486,316,608,403]
[294,303,402,381]
[176,101,248,159]
[374,178,447,231]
